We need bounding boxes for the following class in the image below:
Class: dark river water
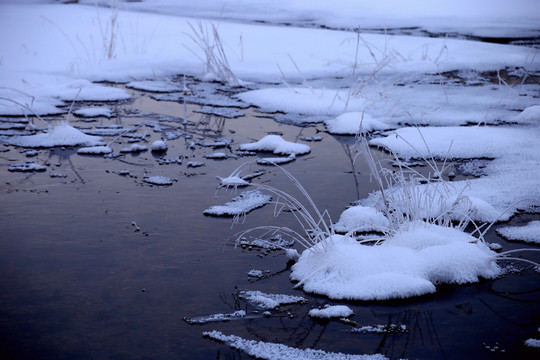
[0,88,538,359]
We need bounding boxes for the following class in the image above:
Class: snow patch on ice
[325,112,392,135]
[496,221,540,244]
[7,122,103,148]
[333,206,390,234]
[238,290,306,309]
[77,146,112,155]
[239,135,310,156]
[74,107,112,118]
[204,190,271,216]
[144,176,173,186]
[308,305,353,319]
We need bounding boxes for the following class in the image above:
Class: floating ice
[8,161,46,172]
[77,146,112,155]
[257,155,296,165]
[291,221,501,301]
[333,206,390,234]
[206,152,227,159]
[239,135,310,156]
[183,310,247,325]
[325,112,391,135]
[126,80,182,93]
[525,338,540,348]
[308,305,353,319]
[144,176,173,185]
[217,175,249,188]
[74,107,112,118]
[7,122,103,148]
[204,190,271,216]
[238,290,306,309]
[120,144,148,153]
[187,161,205,168]
[496,221,540,244]
[351,324,407,334]
[203,330,388,360]
[194,106,245,118]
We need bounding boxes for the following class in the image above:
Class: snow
[524,338,540,348]
[77,145,112,155]
[144,176,173,185]
[257,156,296,165]
[5,122,104,148]
[150,140,167,152]
[73,107,112,118]
[126,80,183,93]
[351,324,407,334]
[217,175,249,188]
[8,161,46,172]
[204,190,271,216]
[308,305,353,319]
[496,221,540,244]
[238,290,306,309]
[203,330,388,360]
[239,135,310,156]
[193,106,245,118]
[291,221,501,301]
[514,105,540,124]
[205,152,227,159]
[183,310,246,325]
[325,112,392,135]
[333,206,390,234]
[120,144,148,153]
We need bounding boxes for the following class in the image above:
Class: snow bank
[203,330,388,360]
[333,206,389,234]
[239,135,310,156]
[204,190,271,216]
[309,305,353,319]
[325,112,391,135]
[496,221,540,244]
[291,222,500,300]
[7,123,104,148]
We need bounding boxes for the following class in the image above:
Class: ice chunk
[239,135,310,156]
[151,140,167,152]
[308,305,353,319]
[144,176,173,185]
[239,290,306,309]
[77,146,112,155]
[204,190,271,216]
[8,122,103,148]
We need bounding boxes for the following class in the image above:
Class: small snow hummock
[351,324,407,334]
[125,80,182,93]
[120,144,148,153]
[325,112,391,135]
[257,155,296,165]
[206,152,228,159]
[514,105,540,124]
[203,330,388,360]
[217,175,249,188]
[204,190,271,217]
[308,305,353,319]
[187,161,205,168]
[291,221,501,301]
[8,122,103,148]
[183,310,246,325]
[151,140,167,152]
[8,161,46,172]
[248,270,268,278]
[333,206,390,234]
[496,221,540,244]
[239,290,306,309]
[77,146,112,155]
[143,176,173,185]
[73,107,112,118]
[524,338,540,348]
[239,135,310,156]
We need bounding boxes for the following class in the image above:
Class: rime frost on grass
[7,122,103,148]
[8,161,46,172]
[325,112,391,135]
[308,305,353,319]
[333,206,390,234]
[496,221,540,244]
[144,176,173,185]
[203,330,388,360]
[204,190,271,216]
[73,107,112,118]
[238,290,306,309]
[291,221,501,301]
[183,310,246,325]
[239,135,310,156]
[77,146,112,155]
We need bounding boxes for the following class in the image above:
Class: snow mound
[291,222,501,301]
[238,290,306,309]
[144,176,173,185]
[151,140,167,152]
[183,310,246,325]
[514,105,540,124]
[204,190,271,216]
[8,161,46,172]
[239,135,310,156]
[203,330,388,360]
[8,122,103,148]
[351,324,407,333]
[333,206,390,233]
[77,146,112,155]
[257,155,296,165]
[309,305,353,319]
[217,175,249,188]
[325,112,391,135]
[525,338,540,348]
[120,144,148,153]
[496,221,540,244]
[74,107,112,118]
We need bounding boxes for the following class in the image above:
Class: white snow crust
[8,123,104,148]
[204,190,271,216]
[325,112,391,135]
[203,330,388,360]
[239,290,306,309]
[496,221,540,244]
[333,206,390,234]
[144,176,173,185]
[77,145,112,155]
[239,135,310,156]
[74,107,112,118]
[308,305,353,319]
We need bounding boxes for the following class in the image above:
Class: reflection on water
[0,86,538,360]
